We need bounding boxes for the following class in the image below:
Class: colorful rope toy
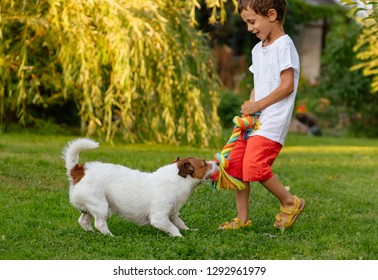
[212,112,261,191]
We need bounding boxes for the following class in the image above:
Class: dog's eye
[203,160,207,167]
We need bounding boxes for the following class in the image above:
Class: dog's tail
[63,138,99,171]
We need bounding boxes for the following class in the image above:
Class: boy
[219,0,305,230]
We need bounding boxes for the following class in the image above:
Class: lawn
[0,130,377,260]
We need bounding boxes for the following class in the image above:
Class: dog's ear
[172,157,180,163]
[177,160,194,178]
[184,161,195,176]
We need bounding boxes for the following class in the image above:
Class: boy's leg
[261,175,305,228]
[243,136,305,228]
[219,132,252,229]
[219,182,251,229]
[227,132,251,226]
[260,175,294,208]
[235,182,250,223]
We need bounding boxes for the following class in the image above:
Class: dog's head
[174,157,219,181]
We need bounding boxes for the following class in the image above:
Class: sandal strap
[275,196,306,229]
[275,213,282,222]
[279,196,302,215]
[231,217,242,224]
[219,217,252,230]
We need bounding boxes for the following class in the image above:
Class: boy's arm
[249,89,255,102]
[242,68,294,115]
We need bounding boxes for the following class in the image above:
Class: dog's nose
[215,161,219,166]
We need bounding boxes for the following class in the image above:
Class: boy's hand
[241,100,260,116]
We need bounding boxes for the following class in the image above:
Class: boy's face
[240,7,277,43]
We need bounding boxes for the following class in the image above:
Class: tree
[0,0,221,146]
[341,0,378,93]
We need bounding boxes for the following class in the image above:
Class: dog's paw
[106,232,115,237]
[168,231,183,237]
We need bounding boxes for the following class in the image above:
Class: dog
[63,138,219,237]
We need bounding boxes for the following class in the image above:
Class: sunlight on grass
[282,146,378,154]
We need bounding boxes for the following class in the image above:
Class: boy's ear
[268,9,277,22]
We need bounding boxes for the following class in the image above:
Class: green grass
[0,130,377,260]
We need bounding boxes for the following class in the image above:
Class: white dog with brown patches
[63,138,218,237]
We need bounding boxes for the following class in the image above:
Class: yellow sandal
[218,217,252,230]
[274,196,306,229]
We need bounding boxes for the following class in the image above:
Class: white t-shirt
[249,34,300,145]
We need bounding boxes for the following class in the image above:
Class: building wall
[297,20,324,85]
[298,0,336,84]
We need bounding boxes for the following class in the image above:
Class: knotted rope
[213,112,261,191]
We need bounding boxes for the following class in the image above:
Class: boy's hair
[238,0,287,23]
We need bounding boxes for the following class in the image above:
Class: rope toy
[212,111,261,191]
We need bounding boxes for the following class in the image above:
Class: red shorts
[226,134,282,182]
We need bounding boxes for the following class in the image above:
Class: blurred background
[0,0,377,146]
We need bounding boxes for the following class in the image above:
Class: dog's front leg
[78,213,94,231]
[94,218,114,237]
[91,213,114,237]
[150,215,183,237]
[170,215,190,230]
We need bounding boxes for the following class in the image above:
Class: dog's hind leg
[150,215,183,237]
[78,212,93,231]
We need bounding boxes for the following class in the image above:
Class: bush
[317,13,376,137]
[217,90,246,128]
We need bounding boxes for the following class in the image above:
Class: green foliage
[0,0,221,146]
[316,12,378,137]
[189,0,243,27]
[217,89,245,127]
[1,132,377,259]
[284,0,340,37]
[319,15,370,106]
[341,0,378,93]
